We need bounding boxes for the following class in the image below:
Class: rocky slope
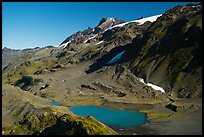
[119,3,202,98]
[2,47,25,70]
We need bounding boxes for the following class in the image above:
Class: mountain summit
[60,17,124,46]
[93,17,125,33]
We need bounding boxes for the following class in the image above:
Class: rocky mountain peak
[60,17,125,46]
[97,17,115,26]
[3,47,14,51]
[94,17,125,33]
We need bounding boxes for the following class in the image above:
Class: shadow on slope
[36,117,88,135]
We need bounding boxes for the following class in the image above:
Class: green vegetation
[3,106,118,135]
[2,57,57,84]
[74,116,118,135]
[168,47,194,74]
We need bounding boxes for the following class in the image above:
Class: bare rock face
[93,17,125,33]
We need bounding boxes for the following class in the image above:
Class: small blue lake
[106,50,126,65]
[47,100,61,106]
[69,105,147,126]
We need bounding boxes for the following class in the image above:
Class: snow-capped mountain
[59,17,124,47]
[59,15,161,48]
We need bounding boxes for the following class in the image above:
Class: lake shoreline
[50,97,202,135]
[105,123,159,135]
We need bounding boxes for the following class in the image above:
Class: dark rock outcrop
[165,104,177,112]
[15,75,43,91]
[81,84,96,90]
[39,118,88,135]
[40,83,49,90]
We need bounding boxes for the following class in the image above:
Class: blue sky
[2,2,192,49]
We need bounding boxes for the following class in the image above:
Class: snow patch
[146,83,165,93]
[53,45,60,48]
[192,4,202,8]
[110,18,115,22]
[107,22,129,30]
[106,14,162,32]
[131,14,162,25]
[138,78,165,93]
[95,40,104,45]
[107,18,114,22]
[59,41,71,48]
[83,34,98,43]
[138,78,145,84]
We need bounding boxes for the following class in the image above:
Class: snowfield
[83,34,98,43]
[59,41,71,48]
[139,78,165,93]
[95,40,104,45]
[106,14,162,31]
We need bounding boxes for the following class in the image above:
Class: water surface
[106,50,126,65]
[48,100,61,106]
[69,105,147,126]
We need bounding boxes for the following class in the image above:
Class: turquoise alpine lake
[47,101,147,126]
[69,105,147,126]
